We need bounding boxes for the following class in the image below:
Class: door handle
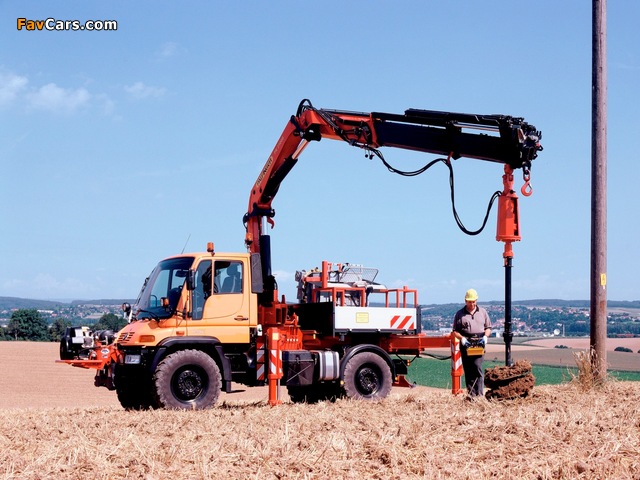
[234,315,249,321]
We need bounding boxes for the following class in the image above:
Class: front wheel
[114,365,155,410]
[342,351,392,400]
[153,349,221,410]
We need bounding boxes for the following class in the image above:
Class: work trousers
[461,350,484,397]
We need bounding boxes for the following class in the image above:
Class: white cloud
[159,42,178,58]
[124,81,166,99]
[26,83,91,112]
[273,270,293,282]
[0,69,116,115]
[0,72,28,106]
[95,93,116,115]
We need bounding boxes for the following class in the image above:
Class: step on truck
[58,99,542,409]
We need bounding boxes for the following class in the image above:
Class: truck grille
[118,332,133,344]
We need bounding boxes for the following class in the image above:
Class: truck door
[189,258,251,343]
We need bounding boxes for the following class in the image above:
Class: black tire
[342,351,392,400]
[153,349,221,410]
[287,383,342,404]
[59,339,74,360]
[287,385,314,404]
[114,365,156,410]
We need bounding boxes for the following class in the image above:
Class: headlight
[124,354,142,365]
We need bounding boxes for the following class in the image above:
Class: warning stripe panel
[390,315,415,330]
[269,349,282,376]
[335,306,418,332]
[256,341,265,381]
[451,341,463,372]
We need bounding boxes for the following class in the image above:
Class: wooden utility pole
[591,0,607,380]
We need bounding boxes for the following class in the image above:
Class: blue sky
[1,1,638,304]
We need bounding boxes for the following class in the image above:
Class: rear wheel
[153,349,221,410]
[342,351,392,400]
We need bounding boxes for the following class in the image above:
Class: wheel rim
[173,367,208,401]
[356,365,380,395]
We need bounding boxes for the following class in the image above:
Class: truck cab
[119,251,257,346]
[110,250,262,409]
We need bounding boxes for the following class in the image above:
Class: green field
[406,357,640,390]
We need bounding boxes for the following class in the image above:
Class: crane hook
[521,169,533,197]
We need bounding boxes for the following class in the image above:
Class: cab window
[215,261,243,294]
[192,260,212,320]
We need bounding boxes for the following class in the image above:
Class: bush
[614,346,633,353]
[572,349,607,390]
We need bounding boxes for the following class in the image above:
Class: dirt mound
[485,360,536,400]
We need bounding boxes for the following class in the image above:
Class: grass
[406,356,640,389]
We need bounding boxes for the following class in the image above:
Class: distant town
[0,297,130,327]
[422,301,640,338]
[1,296,639,338]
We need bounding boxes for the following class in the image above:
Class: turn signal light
[139,335,155,343]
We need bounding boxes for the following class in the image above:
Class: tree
[8,309,49,341]
[49,317,71,342]
[93,313,127,332]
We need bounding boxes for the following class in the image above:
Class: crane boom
[244,99,542,301]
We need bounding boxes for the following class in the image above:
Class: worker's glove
[460,337,469,347]
[482,336,488,346]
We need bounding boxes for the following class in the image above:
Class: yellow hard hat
[465,289,478,301]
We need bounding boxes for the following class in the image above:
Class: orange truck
[58,100,542,409]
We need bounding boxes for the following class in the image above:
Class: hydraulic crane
[58,99,541,409]
[244,99,542,366]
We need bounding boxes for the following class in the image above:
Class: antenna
[181,234,191,254]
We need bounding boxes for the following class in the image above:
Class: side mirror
[161,297,170,309]
[186,270,196,291]
[122,303,131,314]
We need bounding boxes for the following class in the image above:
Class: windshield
[135,257,194,320]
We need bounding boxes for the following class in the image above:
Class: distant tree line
[0,309,127,342]
[3,305,639,342]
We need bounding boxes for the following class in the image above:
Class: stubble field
[1,341,639,479]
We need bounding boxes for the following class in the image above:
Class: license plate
[124,354,141,364]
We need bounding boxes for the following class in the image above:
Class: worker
[452,288,492,397]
